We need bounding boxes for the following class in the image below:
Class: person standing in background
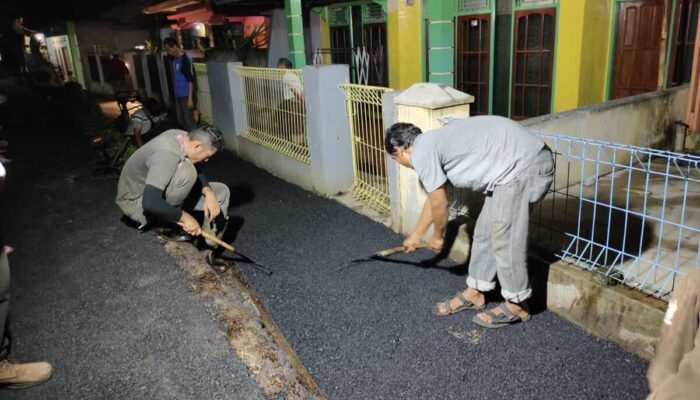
[163,38,197,131]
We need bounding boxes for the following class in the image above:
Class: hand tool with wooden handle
[337,243,430,270]
[200,231,273,274]
[201,231,235,252]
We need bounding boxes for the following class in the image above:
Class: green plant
[144,39,159,55]
[226,23,268,62]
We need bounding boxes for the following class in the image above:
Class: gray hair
[385,122,422,154]
[188,123,224,152]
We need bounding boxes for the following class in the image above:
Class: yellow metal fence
[193,63,213,124]
[339,84,394,213]
[234,66,309,164]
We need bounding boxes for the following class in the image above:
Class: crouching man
[115,124,229,244]
[385,116,554,329]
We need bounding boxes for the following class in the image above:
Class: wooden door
[456,14,491,115]
[511,8,556,120]
[611,0,665,99]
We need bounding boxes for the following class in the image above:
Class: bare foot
[434,288,485,315]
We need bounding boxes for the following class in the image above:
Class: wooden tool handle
[201,231,236,252]
[377,243,428,257]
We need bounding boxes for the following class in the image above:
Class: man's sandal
[431,292,486,316]
[472,302,531,329]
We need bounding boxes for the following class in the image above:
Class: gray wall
[267,8,290,68]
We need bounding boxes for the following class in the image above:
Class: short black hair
[163,37,178,48]
[385,122,422,154]
[277,57,292,69]
[188,123,224,152]
[143,97,162,116]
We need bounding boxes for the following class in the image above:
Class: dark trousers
[175,97,197,131]
[0,251,11,360]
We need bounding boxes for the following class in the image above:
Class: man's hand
[427,235,444,251]
[202,189,220,219]
[187,98,194,109]
[3,246,14,254]
[403,234,423,253]
[178,212,202,236]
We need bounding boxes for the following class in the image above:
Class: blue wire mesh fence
[528,132,700,298]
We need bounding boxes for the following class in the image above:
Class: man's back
[116,130,184,209]
[410,116,544,193]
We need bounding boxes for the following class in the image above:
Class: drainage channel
[163,241,325,400]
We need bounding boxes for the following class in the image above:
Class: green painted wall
[285,0,306,67]
[426,0,456,86]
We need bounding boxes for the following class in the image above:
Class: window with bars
[460,0,491,13]
[515,0,556,7]
[668,0,699,87]
[330,6,350,26]
[364,3,385,23]
[511,8,555,120]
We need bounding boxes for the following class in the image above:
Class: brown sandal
[431,291,486,316]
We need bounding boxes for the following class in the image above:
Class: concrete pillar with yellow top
[384,83,473,257]
[386,0,423,89]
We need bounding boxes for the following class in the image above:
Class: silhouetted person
[0,156,53,389]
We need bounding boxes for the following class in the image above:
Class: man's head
[143,97,163,117]
[183,124,224,163]
[277,57,292,69]
[385,122,422,169]
[163,37,183,57]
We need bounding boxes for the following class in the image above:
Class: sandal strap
[499,302,516,320]
[454,291,470,307]
[442,299,452,314]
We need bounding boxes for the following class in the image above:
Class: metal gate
[339,84,393,213]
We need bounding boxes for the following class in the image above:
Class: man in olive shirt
[385,116,554,329]
[116,124,229,242]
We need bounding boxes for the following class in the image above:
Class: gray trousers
[175,97,197,131]
[128,159,230,226]
[466,148,554,303]
[0,251,10,360]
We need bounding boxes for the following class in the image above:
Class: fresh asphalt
[0,83,650,399]
[0,87,264,399]
[204,152,651,400]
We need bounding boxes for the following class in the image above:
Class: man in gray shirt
[385,116,554,328]
[116,124,230,244]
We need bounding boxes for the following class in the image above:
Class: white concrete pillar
[141,53,153,98]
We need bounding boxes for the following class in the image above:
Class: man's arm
[197,169,221,219]
[182,56,196,109]
[404,184,448,251]
[142,184,182,222]
[428,186,449,248]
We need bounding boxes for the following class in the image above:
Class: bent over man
[385,116,554,329]
[115,124,229,244]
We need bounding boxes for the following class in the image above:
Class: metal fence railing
[193,63,213,124]
[445,132,700,298]
[530,132,700,298]
[339,84,394,213]
[234,66,309,164]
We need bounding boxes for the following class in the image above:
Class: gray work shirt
[115,129,186,215]
[409,116,545,193]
